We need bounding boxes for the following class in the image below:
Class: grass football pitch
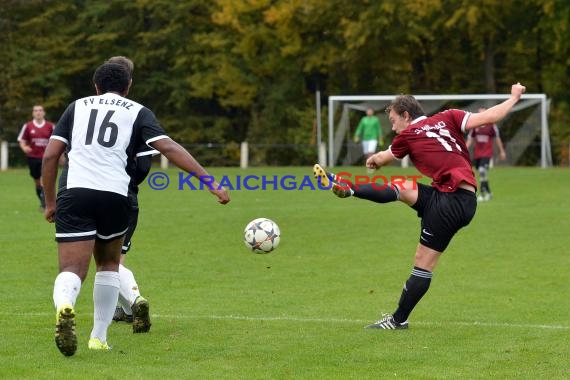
[0,166,568,379]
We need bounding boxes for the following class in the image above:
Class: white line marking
[180,315,570,330]
[9,312,569,330]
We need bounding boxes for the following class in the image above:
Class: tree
[1,0,568,165]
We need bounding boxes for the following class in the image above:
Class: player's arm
[354,121,363,143]
[465,133,473,149]
[496,136,507,160]
[41,139,67,222]
[19,140,32,154]
[377,119,384,146]
[150,137,230,204]
[17,126,32,154]
[465,83,526,131]
[366,149,396,170]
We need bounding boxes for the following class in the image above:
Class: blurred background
[1,0,569,167]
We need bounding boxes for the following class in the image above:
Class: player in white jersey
[42,62,230,356]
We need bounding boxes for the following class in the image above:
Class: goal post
[327,93,552,168]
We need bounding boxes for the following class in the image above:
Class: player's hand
[44,204,56,223]
[499,151,507,161]
[365,154,379,170]
[353,137,360,143]
[512,82,526,100]
[209,182,230,204]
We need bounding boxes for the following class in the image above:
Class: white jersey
[51,92,168,196]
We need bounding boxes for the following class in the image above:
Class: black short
[55,188,129,243]
[27,157,42,179]
[473,157,491,170]
[411,183,477,252]
[122,192,140,254]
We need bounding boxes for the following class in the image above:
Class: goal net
[326,94,552,168]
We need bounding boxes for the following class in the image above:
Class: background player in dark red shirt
[466,107,507,201]
[314,83,525,329]
[17,105,55,210]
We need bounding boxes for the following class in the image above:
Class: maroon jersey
[389,109,476,192]
[469,124,499,159]
[17,121,54,158]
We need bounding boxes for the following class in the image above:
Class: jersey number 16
[85,109,118,147]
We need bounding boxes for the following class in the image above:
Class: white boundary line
[181,314,570,330]
[7,312,569,330]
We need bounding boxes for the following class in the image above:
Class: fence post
[318,142,327,167]
[240,142,248,168]
[160,154,168,169]
[1,141,8,171]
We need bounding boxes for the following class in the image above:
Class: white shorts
[361,140,378,154]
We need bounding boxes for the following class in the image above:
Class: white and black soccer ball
[243,218,281,254]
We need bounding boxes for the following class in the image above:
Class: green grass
[0,166,569,379]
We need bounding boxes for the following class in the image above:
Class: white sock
[90,271,120,343]
[53,271,82,310]
[118,264,141,315]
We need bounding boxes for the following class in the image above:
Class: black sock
[481,180,489,194]
[393,267,432,323]
[353,183,399,203]
[36,186,45,207]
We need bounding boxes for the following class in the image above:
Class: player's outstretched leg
[131,296,151,333]
[55,304,77,356]
[312,164,354,198]
[365,313,409,330]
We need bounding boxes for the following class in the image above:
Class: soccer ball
[243,218,281,254]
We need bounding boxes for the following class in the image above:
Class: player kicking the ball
[314,83,526,329]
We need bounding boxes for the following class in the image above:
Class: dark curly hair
[92,63,130,94]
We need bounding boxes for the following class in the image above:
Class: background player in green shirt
[354,108,383,165]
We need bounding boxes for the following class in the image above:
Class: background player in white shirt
[103,56,154,333]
